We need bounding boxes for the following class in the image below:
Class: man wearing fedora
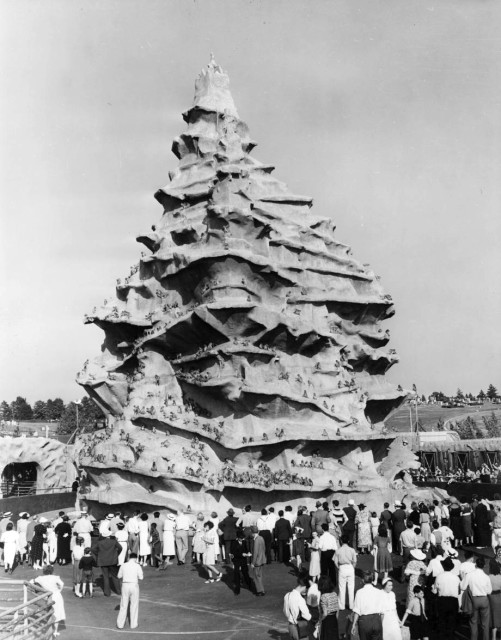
[219,508,239,563]
[250,526,266,596]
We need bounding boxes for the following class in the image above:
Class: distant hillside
[385,403,501,433]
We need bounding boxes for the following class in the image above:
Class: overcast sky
[1,0,500,404]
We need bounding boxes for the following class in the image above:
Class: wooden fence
[0,580,54,639]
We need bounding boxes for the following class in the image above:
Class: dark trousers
[100,564,121,596]
[277,539,290,564]
[233,560,251,594]
[470,596,490,640]
[224,539,236,562]
[343,526,355,548]
[259,530,273,563]
[320,550,336,584]
[358,613,382,640]
[438,596,458,640]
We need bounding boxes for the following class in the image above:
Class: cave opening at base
[1,462,39,497]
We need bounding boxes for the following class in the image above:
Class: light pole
[75,399,82,432]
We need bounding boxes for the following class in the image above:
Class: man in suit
[392,501,407,551]
[342,500,357,548]
[91,533,123,596]
[274,510,292,564]
[251,525,266,596]
[219,508,239,563]
[229,530,252,595]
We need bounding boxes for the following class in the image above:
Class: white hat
[106,513,114,519]
[167,513,175,520]
[410,549,426,561]
[19,512,28,518]
[394,501,401,507]
[3,512,12,518]
[348,500,355,506]
[39,517,48,524]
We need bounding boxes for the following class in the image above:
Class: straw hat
[410,549,426,561]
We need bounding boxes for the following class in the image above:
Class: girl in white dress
[209,512,222,561]
[46,523,57,565]
[115,522,128,565]
[202,521,222,583]
[138,513,151,566]
[16,512,29,564]
[1,523,19,574]
[308,531,321,582]
[191,513,206,564]
[71,537,85,596]
[33,566,65,637]
[380,578,402,640]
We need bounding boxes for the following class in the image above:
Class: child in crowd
[78,547,96,597]
[401,585,429,640]
[414,527,425,549]
[71,537,85,596]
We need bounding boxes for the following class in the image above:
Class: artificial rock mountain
[75,58,416,514]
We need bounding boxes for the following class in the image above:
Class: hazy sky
[1,0,500,404]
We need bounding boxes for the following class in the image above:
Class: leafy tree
[58,397,105,434]
[0,401,12,421]
[483,412,500,438]
[45,398,65,421]
[436,417,445,431]
[431,391,447,402]
[421,394,426,402]
[456,388,464,399]
[487,384,498,400]
[478,390,486,401]
[32,400,47,420]
[10,397,33,421]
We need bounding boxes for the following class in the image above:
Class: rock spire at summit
[75,61,415,514]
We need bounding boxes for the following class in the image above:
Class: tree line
[448,412,501,440]
[0,396,105,434]
[430,384,499,402]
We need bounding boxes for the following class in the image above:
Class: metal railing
[0,482,74,498]
[0,580,55,639]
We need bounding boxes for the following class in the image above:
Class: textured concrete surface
[75,58,415,514]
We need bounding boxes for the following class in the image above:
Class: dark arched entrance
[1,462,38,497]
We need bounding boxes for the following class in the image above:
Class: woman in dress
[161,513,176,568]
[149,522,162,567]
[71,537,85,596]
[404,549,427,608]
[138,513,150,566]
[318,575,339,640]
[419,504,431,544]
[191,513,206,564]
[308,531,321,582]
[115,522,128,566]
[373,524,393,585]
[1,523,19,574]
[54,516,72,565]
[31,519,48,570]
[460,499,473,545]
[46,523,57,565]
[448,498,463,547]
[380,578,402,640]
[33,565,65,637]
[16,512,29,565]
[202,521,222,583]
[355,504,372,554]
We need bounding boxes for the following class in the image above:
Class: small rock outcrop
[76,58,415,513]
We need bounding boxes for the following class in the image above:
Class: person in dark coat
[274,511,292,564]
[294,508,313,542]
[219,509,239,562]
[392,502,407,551]
[408,503,420,527]
[91,534,122,596]
[474,500,492,547]
[229,530,252,595]
[342,500,357,547]
[31,520,47,569]
[55,516,72,565]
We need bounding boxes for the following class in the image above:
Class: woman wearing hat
[161,514,176,568]
[55,516,72,565]
[355,504,371,554]
[16,513,29,565]
[404,548,427,608]
[31,518,48,570]
[1,523,19,574]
